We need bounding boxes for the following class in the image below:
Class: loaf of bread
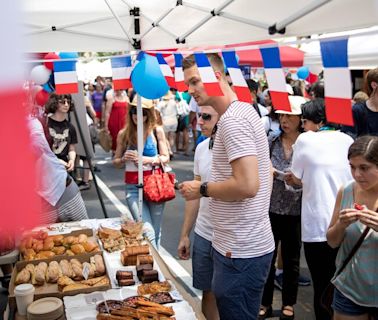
[70,259,84,280]
[59,259,74,278]
[136,254,153,266]
[123,245,149,257]
[92,254,105,276]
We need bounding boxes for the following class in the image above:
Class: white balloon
[30,65,51,85]
[309,65,323,75]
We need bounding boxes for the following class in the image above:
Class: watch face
[200,182,208,197]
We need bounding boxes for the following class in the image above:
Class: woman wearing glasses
[286,98,354,320]
[113,97,170,248]
[259,96,306,320]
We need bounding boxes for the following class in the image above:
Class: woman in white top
[286,98,354,320]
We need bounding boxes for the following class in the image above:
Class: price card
[84,292,105,305]
[170,289,183,301]
[82,263,90,280]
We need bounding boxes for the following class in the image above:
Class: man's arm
[179,155,259,201]
[177,198,200,260]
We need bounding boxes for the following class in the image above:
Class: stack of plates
[27,297,64,320]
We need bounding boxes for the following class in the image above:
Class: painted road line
[94,174,201,299]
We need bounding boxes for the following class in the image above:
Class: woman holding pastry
[327,136,378,319]
[113,97,170,248]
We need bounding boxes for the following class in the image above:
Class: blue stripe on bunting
[136,51,145,61]
[222,51,239,69]
[260,46,282,69]
[194,53,211,67]
[174,54,183,67]
[53,60,76,72]
[320,38,349,68]
[156,53,167,64]
[111,56,131,68]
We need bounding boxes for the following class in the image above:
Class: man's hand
[179,180,202,200]
[177,236,191,260]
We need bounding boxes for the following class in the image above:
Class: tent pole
[176,0,234,44]
[71,103,108,219]
[25,13,130,36]
[218,12,270,30]
[103,0,133,44]
[136,95,144,220]
[275,0,331,32]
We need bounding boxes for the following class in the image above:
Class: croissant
[42,238,54,251]
[52,235,64,246]
[51,246,66,255]
[82,241,98,253]
[71,244,85,255]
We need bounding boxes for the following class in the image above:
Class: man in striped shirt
[179,53,274,320]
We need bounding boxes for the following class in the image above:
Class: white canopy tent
[302,27,378,70]
[23,0,378,52]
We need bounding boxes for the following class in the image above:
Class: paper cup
[14,284,35,316]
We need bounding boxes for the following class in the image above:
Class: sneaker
[93,166,101,172]
[78,182,91,191]
[274,273,283,290]
[298,274,311,286]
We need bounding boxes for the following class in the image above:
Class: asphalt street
[81,145,316,319]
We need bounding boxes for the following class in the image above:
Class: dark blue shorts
[192,233,213,291]
[212,249,273,320]
[332,287,378,318]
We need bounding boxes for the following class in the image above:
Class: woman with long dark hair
[113,98,170,248]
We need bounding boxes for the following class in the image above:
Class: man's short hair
[182,53,225,75]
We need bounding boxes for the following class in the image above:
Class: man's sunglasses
[198,113,212,121]
[130,108,148,116]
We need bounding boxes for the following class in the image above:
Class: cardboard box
[9,251,111,310]
[20,228,100,261]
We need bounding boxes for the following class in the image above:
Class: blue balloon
[58,52,79,59]
[131,54,169,99]
[42,82,53,93]
[297,66,310,80]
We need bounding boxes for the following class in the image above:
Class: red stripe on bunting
[203,82,224,96]
[55,83,78,94]
[175,81,187,92]
[270,91,291,112]
[325,97,354,126]
[165,76,176,89]
[232,86,252,103]
[113,79,132,90]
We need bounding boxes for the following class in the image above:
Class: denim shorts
[332,287,378,318]
[192,233,213,291]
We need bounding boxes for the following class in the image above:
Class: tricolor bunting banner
[111,56,132,90]
[320,38,353,126]
[53,59,78,94]
[174,53,188,92]
[156,53,175,89]
[222,50,252,103]
[194,53,223,96]
[260,46,291,112]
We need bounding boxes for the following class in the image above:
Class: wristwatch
[200,182,209,197]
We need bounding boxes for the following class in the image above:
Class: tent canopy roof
[23,0,378,52]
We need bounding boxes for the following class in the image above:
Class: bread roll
[43,238,54,251]
[32,240,44,253]
[60,259,74,278]
[77,234,88,243]
[82,241,98,253]
[35,251,55,260]
[62,236,78,247]
[66,249,75,256]
[52,246,66,255]
[71,244,85,255]
[34,262,48,285]
[52,235,64,246]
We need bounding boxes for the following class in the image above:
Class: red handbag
[143,165,176,203]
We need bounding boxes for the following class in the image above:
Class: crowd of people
[25,61,378,320]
